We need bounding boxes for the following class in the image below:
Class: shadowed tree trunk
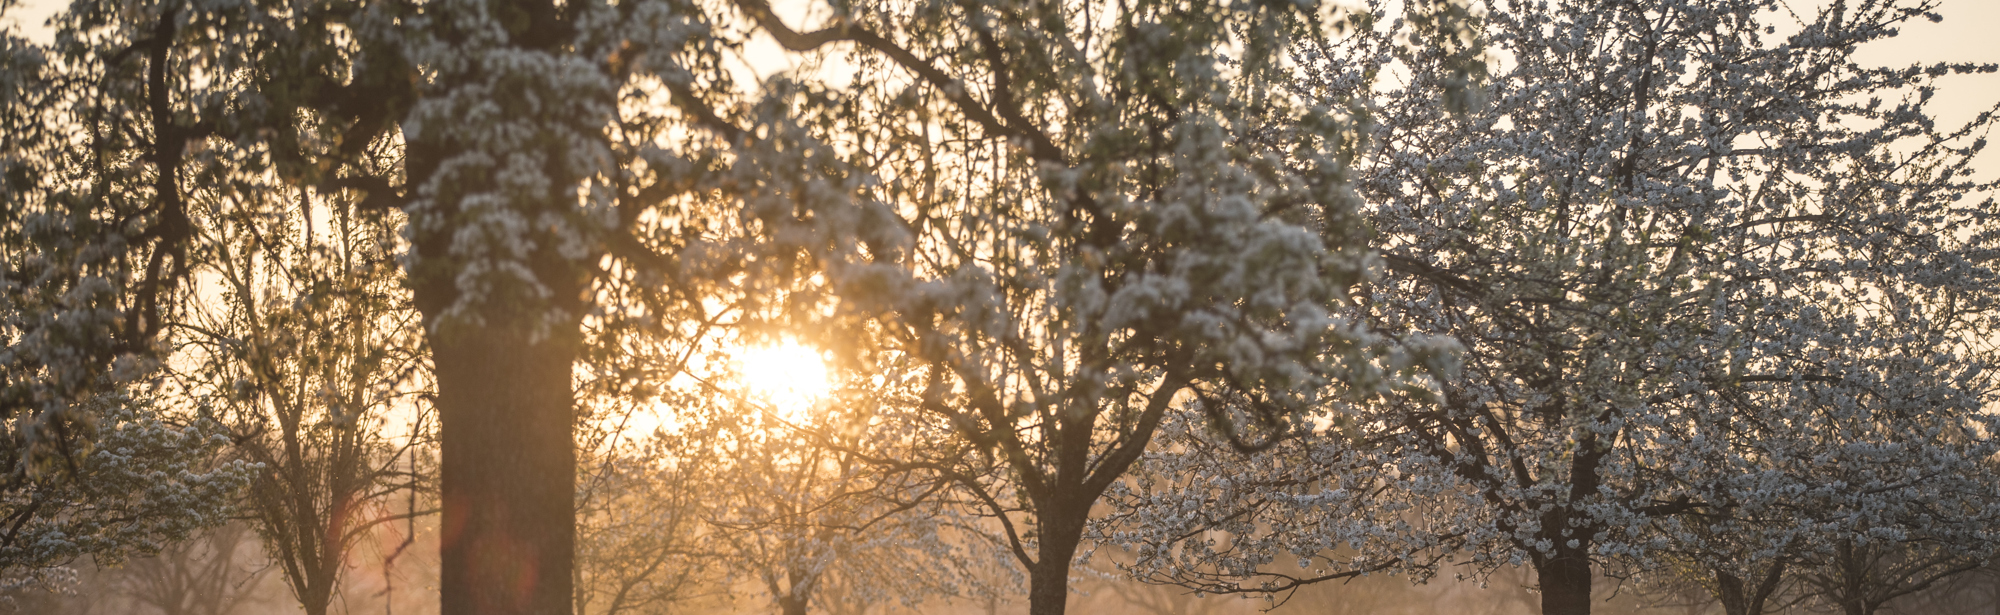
[1711,558,1788,615]
[425,322,581,615]
[1535,553,1593,615]
[404,0,592,612]
[776,567,813,615]
[1026,507,1088,615]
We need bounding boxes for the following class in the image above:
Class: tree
[0,391,251,594]
[1110,2,2000,615]
[112,523,277,615]
[1637,525,1800,615]
[574,333,1011,615]
[1631,399,2000,615]
[170,192,434,615]
[573,410,715,615]
[696,385,1002,615]
[4,1,1451,614]
[1638,537,1995,615]
[683,0,1466,609]
[1,6,246,584]
[0,0,714,611]
[1796,539,1986,615]
[0,0,180,453]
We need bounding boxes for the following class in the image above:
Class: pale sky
[1847,0,2000,139]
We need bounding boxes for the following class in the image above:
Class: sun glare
[736,340,832,419]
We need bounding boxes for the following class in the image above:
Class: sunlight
[736,339,832,421]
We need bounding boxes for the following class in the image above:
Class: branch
[728,0,1067,163]
[319,175,406,212]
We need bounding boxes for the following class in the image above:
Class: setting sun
[735,340,833,419]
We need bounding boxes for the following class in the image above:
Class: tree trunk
[1025,551,1076,615]
[301,580,333,615]
[1832,541,1872,615]
[1026,510,1086,615]
[404,1,589,613]
[778,593,810,615]
[1717,570,1751,615]
[777,563,814,615]
[431,323,579,615]
[1713,560,1785,615]
[1536,554,1593,615]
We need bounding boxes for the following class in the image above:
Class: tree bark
[404,1,588,613]
[1536,554,1593,615]
[430,322,579,615]
[778,593,810,615]
[1714,565,1785,615]
[1026,509,1086,615]
[1714,558,1786,615]
[301,575,333,615]
[776,562,815,615]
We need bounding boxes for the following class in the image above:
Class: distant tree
[1633,406,2000,615]
[573,414,715,615]
[1639,537,1993,615]
[1111,2,2000,615]
[169,188,433,615]
[574,332,1010,615]
[1794,540,1985,615]
[1638,531,1799,615]
[1874,560,2000,615]
[696,393,1000,615]
[113,523,276,615]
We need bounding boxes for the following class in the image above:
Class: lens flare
[736,340,831,420]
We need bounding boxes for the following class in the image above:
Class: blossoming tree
[1108,2,2000,615]
[4,0,1456,613]
[676,0,1486,611]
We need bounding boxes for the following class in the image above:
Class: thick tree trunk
[404,1,589,613]
[1536,554,1593,615]
[1717,570,1750,615]
[777,563,814,615]
[301,579,333,615]
[778,593,810,615]
[1025,550,1076,615]
[1714,569,1765,615]
[431,323,579,615]
[1026,511,1086,615]
[1715,558,1787,615]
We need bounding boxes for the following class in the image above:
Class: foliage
[0,390,252,592]
[1108,2,2000,614]
[168,194,433,615]
[574,337,1013,615]
[574,431,712,615]
[0,1,170,467]
[657,0,1471,611]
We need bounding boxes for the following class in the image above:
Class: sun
[736,339,833,420]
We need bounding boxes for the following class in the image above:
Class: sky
[1845,0,2000,164]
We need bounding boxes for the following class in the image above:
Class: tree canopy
[3,1,1997,615]
[1108,2,2000,615]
